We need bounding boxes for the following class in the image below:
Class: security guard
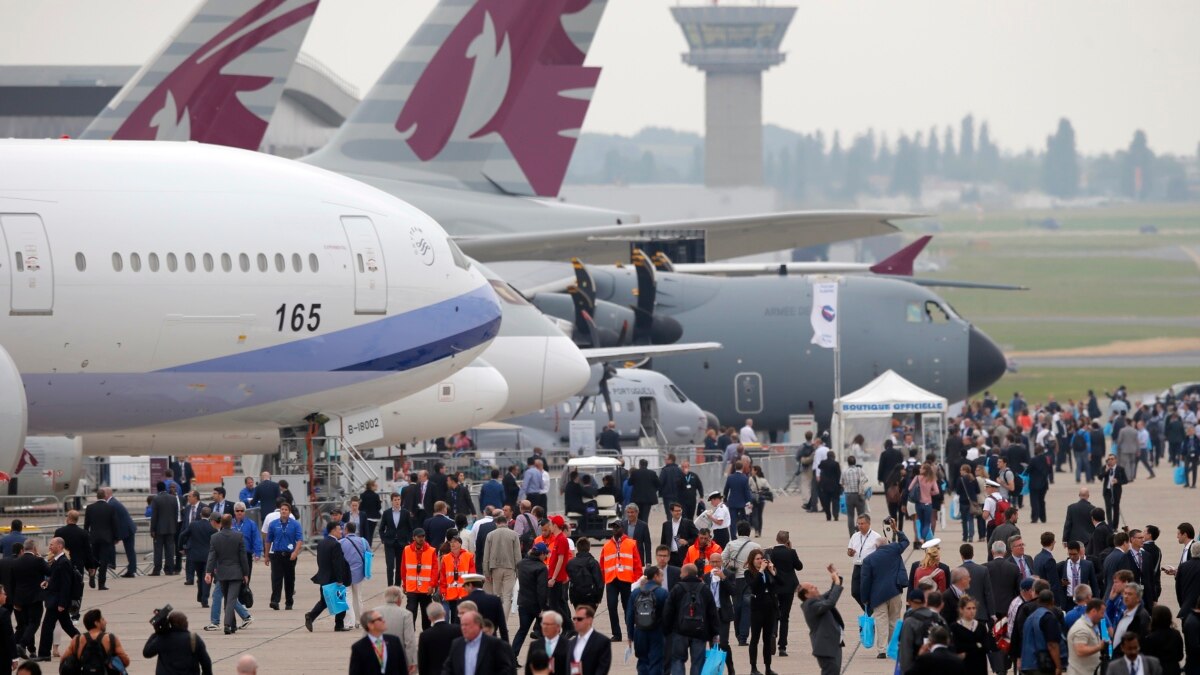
[438,535,475,622]
[600,521,642,642]
[400,528,438,630]
[265,501,303,610]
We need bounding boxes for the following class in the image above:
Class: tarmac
[58,465,1196,674]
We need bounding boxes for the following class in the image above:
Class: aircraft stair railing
[331,435,380,494]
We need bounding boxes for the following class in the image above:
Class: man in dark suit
[37,537,80,659]
[1062,487,1097,549]
[11,539,49,656]
[959,543,996,620]
[441,610,515,675]
[1058,541,1099,610]
[659,503,698,567]
[1102,455,1129,526]
[1006,534,1036,582]
[770,532,804,657]
[52,509,94,603]
[208,487,235,519]
[418,604,461,675]
[904,625,962,675]
[1033,532,1065,606]
[251,471,280,512]
[379,492,414,587]
[722,463,753,534]
[305,521,351,633]
[1088,507,1115,567]
[84,488,118,589]
[628,459,660,523]
[565,605,611,675]
[0,544,15,609]
[525,609,570,675]
[107,489,138,578]
[1102,532,1138,598]
[150,481,180,575]
[422,502,456,549]
[350,609,407,675]
[178,490,203,583]
[179,508,215,608]
[463,576,508,643]
[1141,525,1165,606]
[985,540,1021,620]
[659,454,684,516]
[1174,541,1200,620]
[622,505,653,565]
[206,514,249,634]
[404,471,437,521]
[502,466,521,511]
[170,456,196,496]
[704,557,737,675]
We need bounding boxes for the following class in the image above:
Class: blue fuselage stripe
[160,285,501,373]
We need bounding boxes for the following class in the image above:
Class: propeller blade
[571,395,591,420]
[631,249,657,342]
[652,251,675,272]
[599,364,616,422]
[571,257,596,306]
[567,284,595,344]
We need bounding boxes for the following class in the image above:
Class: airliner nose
[967,325,1007,394]
[541,335,591,408]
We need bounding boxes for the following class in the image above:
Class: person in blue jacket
[859,518,910,660]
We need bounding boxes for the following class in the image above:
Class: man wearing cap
[897,588,946,675]
[401,528,438,630]
[463,573,509,643]
[701,492,731,548]
[981,479,1006,541]
[600,522,642,643]
[545,516,573,635]
[513,543,550,658]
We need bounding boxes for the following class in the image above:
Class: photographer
[143,610,213,675]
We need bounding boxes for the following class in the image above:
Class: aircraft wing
[455,210,914,262]
[908,278,1029,291]
[670,261,873,277]
[579,342,723,364]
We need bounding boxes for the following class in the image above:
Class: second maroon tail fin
[869,235,932,276]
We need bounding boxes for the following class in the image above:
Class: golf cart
[564,457,622,542]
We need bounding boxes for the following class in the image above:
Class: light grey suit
[375,603,418,669]
[206,527,249,630]
[1105,654,1163,675]
[802,581,845,675]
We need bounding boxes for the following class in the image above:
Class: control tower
[671,3,796,187]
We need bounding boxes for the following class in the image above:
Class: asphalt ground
[39,464,1198,675]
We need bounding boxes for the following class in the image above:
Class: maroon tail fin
[869,235,932,276]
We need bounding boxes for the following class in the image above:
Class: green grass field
[897,204,1200,400]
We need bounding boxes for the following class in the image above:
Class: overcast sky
[2,0,1197,155]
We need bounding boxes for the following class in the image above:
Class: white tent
[831,370,948,465]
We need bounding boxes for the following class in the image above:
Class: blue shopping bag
[1175,464,1187,486]
[322,582,349,615]
[839,493,846,514]
[886,617,903,660]
[949,500,961,521]
[1020,471,1030,496]
[363,549,374,580]
[859,611,876,648]
[700,645,726,675]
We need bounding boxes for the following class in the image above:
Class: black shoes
[285,603,294,611]
[121,571,137,578]
[334,626,351,632]
[270,603,280,611]
[88,572,96,589]
[778,649,788,657]
[98,586,109,591]
[149,572,161,577]
[304,614,314,632]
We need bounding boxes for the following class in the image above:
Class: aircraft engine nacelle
[0,344,27,481]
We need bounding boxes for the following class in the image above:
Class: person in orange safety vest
[600,521,643,641]
[682,527,723,576]
[438,535,475,621]
[400,527,438,630]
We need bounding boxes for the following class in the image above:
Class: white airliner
[0,139,503,479]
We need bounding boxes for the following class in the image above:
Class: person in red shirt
[546,515,574,633]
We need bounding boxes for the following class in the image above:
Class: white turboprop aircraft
[0,138,504,480]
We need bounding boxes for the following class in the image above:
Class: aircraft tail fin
[79,0,319,150]
[304,0,607,198]
[868,235,932,276]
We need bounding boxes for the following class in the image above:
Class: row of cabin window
[86,252,321,274]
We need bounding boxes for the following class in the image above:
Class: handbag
[351,536,373,580]
[700,645,726,675]
[1175,464,1187,486]
[858,610,876,648]
[239,583,254,609]
[321,582,349,615]
[886,617,903,659]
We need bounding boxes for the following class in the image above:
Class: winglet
[869,235,932,277]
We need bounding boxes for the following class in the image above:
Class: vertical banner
[810,280,839,348]
[569,420,597,457]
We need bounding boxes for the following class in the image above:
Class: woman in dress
[744,549,779,675]
[951,594,994,675]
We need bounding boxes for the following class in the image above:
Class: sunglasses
[572,617,587,622]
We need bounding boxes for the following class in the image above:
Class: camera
[149,604,174,634]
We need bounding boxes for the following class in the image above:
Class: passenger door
[340,216,387,314]
[0,213,54,315]
[735,372,763,414]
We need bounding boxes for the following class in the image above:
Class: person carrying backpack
[566,538,604,609]
[627,566,670,675]
[63,608,131,674]
[663,563,719,675]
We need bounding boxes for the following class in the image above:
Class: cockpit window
[925,300,951,323]
[906,302,924,323]
[447,239,471,271]
[488,279,531,306]
[667,384,689,404]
